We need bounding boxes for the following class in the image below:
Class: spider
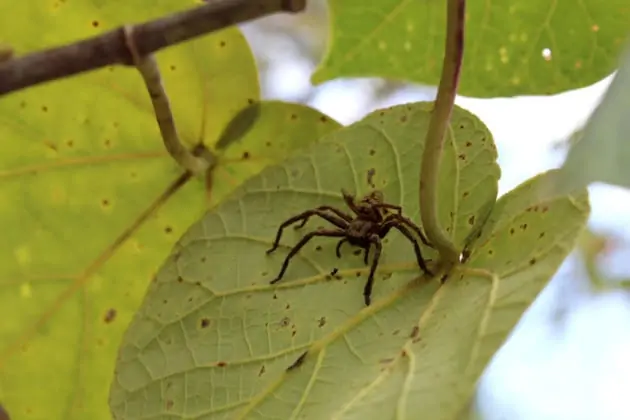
[266,189,433,306]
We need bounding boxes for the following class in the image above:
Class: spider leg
[386,214,432,247]
[363,235,382,306]
[363,246,369,265]
[335,238,348,258]
[387,222,433,276]
[295,206,353,229]
[269,229,346,285]
[267,210,348,254]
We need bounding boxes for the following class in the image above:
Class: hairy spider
[266,189,433,306]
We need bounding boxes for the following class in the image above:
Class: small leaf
[312,0,628,97]
[550,45,630,196]
[109,102,500,419]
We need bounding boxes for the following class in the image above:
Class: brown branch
[0,0,306,96]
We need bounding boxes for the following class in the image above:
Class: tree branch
[0,0,306,96]
[419,0,465,266]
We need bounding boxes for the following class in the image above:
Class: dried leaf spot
[200,318,211,328]
[318,317,327,327]
[242,151,250,159]
[409,325,420,339]
[103,308,117,324]
[468,215,475,225]
[288,351,308,371]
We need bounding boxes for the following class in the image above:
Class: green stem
[419,0,465,265]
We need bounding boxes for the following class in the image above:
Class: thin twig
[0,0,306,96]
[124,27,212,174]
[419,0,465,266]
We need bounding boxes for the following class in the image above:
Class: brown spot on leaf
[287,351,307,371]
[468,215,475,225]
[400,115,408,122]
[463,191,469,198]
[509,228,515,235]
[91,20,99,27]
[242,151,250,159]
[458,153,466,160]
[165,400,174,410]
[315,245,322,251]
[539,232,545,238]
[318,317,326,327]
[164,226,173,234]
[258,365,266,376]
[280,317,290,327]
[41,106,48,112]
[104,308,116,323]
[392,329,400,336]
[369,149,376,156]
[520,223,528,230]
[330,267,338,276]
[290,114,298,120]
[320,116,328,123]
[247,98,255,105]
[216,361,228,367]
[219,40,226,47]
[465,141,472,147]
[200,318,211,328]
[529,258,536,265]
[409,326,420,339]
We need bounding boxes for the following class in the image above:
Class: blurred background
[240,2,630,419]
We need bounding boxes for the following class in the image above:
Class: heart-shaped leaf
[109,102,504,418]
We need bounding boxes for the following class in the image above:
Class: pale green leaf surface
[0,2,335,418]
[312,0,628,97]
[109,102,501,419]
[550,45,630,196]
[461,171,589,397]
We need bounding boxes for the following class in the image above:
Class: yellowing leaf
[313,0,628,97]
[0,3,339,419]
[110,102,503,419]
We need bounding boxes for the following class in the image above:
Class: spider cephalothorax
[266,189,433,305]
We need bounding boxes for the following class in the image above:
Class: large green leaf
[550,45,630,196]
[110,102,506,418]
[0,2,340,418]
[312,0,628,97]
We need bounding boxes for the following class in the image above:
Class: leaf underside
[108,101,588,420]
